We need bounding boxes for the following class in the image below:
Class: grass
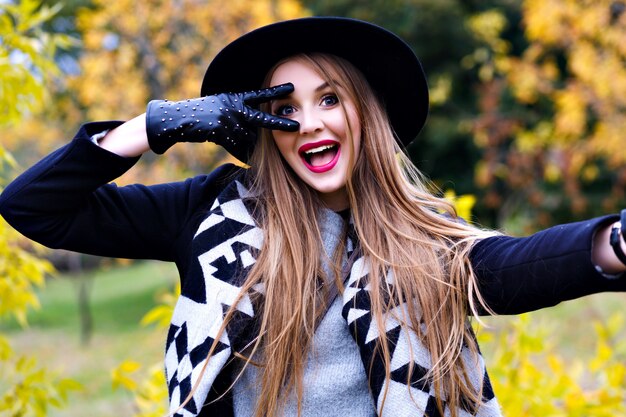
[1,260,624,416]
[2,260,178,333]
[1,260,178,417]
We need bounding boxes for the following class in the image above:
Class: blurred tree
[0,1,80,415]
[466,0,626,231]
[0,0,74,125]
[3,0,309,186]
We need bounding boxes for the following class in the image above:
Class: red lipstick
[298,140,341,173]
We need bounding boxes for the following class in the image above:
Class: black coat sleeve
[470,215,626,315]
[0,122,240,262]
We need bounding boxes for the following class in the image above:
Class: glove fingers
[243,83,294,106]
[246,108,299,132]
[242,83,298,131]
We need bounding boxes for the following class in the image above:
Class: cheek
[271,131,295,160]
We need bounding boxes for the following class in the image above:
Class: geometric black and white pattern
[165,180,262,417]
[340,253,502,417]
[163,177,502,416]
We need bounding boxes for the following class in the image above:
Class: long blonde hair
[190,53,496,417]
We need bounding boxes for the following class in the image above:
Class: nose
[298,107,324,135]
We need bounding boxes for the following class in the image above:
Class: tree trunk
[68,252,93,347]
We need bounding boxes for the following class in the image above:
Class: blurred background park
[0,0,625,415]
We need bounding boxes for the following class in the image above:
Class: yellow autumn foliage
[479,312,626,416]
[444,189,477,223]
[112,285,179,417]
[466,0,626,226]
[2,0,309,186]
[0,2,82,415]
[516,0,625,160]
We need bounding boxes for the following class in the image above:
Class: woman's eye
[321,94,339,107]
[274,104,295,116]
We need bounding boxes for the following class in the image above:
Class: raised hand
[145,83,299,161]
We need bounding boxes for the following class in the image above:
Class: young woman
[1,17,625,417]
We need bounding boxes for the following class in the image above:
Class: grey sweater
[233,208,376,416]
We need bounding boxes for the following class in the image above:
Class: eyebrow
[315,81,330,92]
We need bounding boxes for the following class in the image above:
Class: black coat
[1,121,624,316]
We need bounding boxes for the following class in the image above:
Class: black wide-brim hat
[201,16,429,148]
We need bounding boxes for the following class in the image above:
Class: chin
[307,180,343,194]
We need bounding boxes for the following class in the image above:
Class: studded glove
[145,83,298,161]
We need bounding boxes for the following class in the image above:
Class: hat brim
[201,16,429,148]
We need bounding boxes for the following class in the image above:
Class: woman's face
[268,59,361,211]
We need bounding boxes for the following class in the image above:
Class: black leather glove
[145,83,299,161]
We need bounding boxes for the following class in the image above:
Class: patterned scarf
[164,178,503,417]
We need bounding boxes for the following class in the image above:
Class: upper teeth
[304,144,335,155]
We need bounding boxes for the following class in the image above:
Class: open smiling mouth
[299,140,341,173]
